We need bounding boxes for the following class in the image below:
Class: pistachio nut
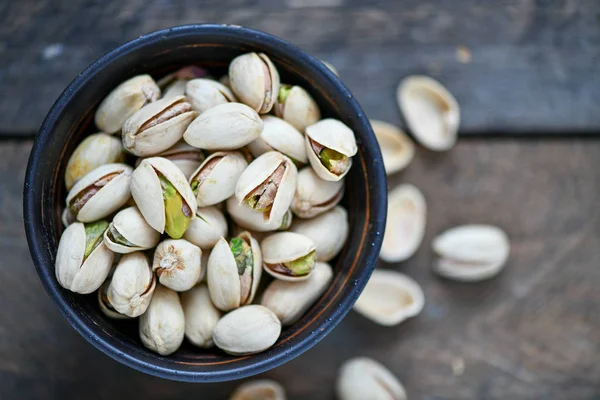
[261,232,316,281]
[353,269,424,326]
[153,239,202,292]
[182,205,228,250]
[156,65,208,89]
[62,208,75,227]
[290,166,344,219]
[107,252,156,317]
[137,140,205,179]
[55,221,114,294]
[95,74,160,134]
[275,84,320,133]
[213,305,281,355]
[122,95,197,156]
[66,163,133,223]
[397,75,459,151]
[206,232,262,311]
[65,133,125,190]
[229,52,280,113]
[130,157,197,238]
[261,261,333,326]
[189,151,248,207]
[180,283,222,348]
[230,380,287,400]
[98,277,131,320]
[186,78,237,113]
[103,206,161,254]
[162,79,188,99]
[289,206,348,262]
[337,357,407,400]
[183,102,263,150]
[139,284,185,355]
[247,116,307,165]
[226,197,292,232]
[235,151,297,225]
[218,74,231,89]
[370,120,415,175]
[197,249,209,284]
[305,119,357,181]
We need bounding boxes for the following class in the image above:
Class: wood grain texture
[0,0,599,135]
[3,139,600,399]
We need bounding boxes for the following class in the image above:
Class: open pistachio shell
[183,206,228,250]
[98,278,131,320]
[189,151,248,207]
[397,75,460,151]
[261,232,316,281]
[181,283,222,348]
[275,84,321,133]
[353,269,424,326]
[103,206,161,254]
[370,120,415,174]
[153,239,202,292]
[290,206,348,262]
[229,52,280,114]
[291,166,344,219]
[337,357,407,400]
[186,78,237,113]
[95,74,160,134]
[139,284,185,356]
[227,197,291,232]
[137,140,205,179]
[162,79,188,99]
[62,208,75,227]
[305,119,357,181]
[247,116,307,164]
[230,380,287,400]
[66,163,133,223]
[107,252,156,317]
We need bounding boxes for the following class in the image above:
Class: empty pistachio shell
[107,252,156,317]
[230,380,287,400]
[380,184,426,262]
[130,157,197,238]
[227,197,291,232]
[183,205,228,249]
[370,120,415,174]
[247,116,308,164]
[183,102,263,150]
[397,75,459,151]
[186,78,237,113]
[275,84,321,133]
[213,305,281,355]
[137,140,205,179]
[98,277,131,320]
[432,224,510,282]
[354,269,424,326]
[55,221,114,294]
[290,206,348,262]
[95,74,160,134]
[337,357,407,400]
[291,166,344,219]
[305,119,357,181]
[153,239,202,292]
[103,206,161,253]
[261,232,316,281]
[65,133,125,190]
[229,52,280,114]
[261,261,333,326]
[189,151,248,207]
[181,283,222,348]
[235,151,297,225]
[66,163,132,223]
[139,284,185,355]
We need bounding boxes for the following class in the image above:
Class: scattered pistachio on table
[337,357,407,400]
[229,379,287,400]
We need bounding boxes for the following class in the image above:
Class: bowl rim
[23,23,387,382]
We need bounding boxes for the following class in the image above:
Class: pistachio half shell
[290,206,348,262]
[186,78,237,113]
[107,252,156,317]
[98,277,131,320]
[261,232,316,281]
[103,206,161,253]
[189,151,248,207]
[290,166,344,219]
[137,140,205,179]
[247,116,307,164]
[305,119,357,181]
[230,380,287,400]
[370,120,415,175]
[229,52,280,114]
[275,84,320,133]
[337,357,407,400]
[181,283,222,348]
[227,197,292,232]
[139,284,185,355]
[153,239,202,292]
[183,205,228,250]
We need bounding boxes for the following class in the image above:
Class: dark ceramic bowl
[23,24,386,382]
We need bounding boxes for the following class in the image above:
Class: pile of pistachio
[55,52,355,356]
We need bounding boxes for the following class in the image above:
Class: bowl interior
[25,25,386,382]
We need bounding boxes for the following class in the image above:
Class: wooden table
[1,1,599,399]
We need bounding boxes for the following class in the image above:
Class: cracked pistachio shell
[189,151,248,207]
[62,208,75,227]
[55,222,114,294]
[227,197,291,232]
[153,239,202,292]
[291,166,344,219]
[139,284,185,355]
[247,116,307,164]
[213,305,281,355]
[183,102,263,150]
[95,74,160,134]
[230,380,287,400]
[235,151,297,225]
[130,157,197,236]
[183,206,228,249]
[186,78,236,113]
[261,261,333,326]
[162,79,188,99]
[197,250,209,284]
[229,52,280,114]
[137,141,205,179]
[103,206,161,253]
[98,277,131,320]
[122,95,197,156]
[66,163,133,222]
[181,283,222,348]
[275,85,320,133]
[207,233,262,312]
[305,119,357,181]
[337,357,407,400]
[370,120,415,174]
[290,206,348,262]
[107,252,156,317]
[65,133,125,190]
[261,232,316,282]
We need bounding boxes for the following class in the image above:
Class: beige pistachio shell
[65,133,125,190]
[62,208,75,227]
[186,78,236,113]
[181,283,222,348]
[137,140,205,179]
[153,239,202,292]
[103,206,161,253]
[107,252,156,317]
[183,102,263,150]
[98,278,131,320]
[305,119,357,181]
[337,357,407,400]
[247,116,308,164]
[229,52,280,114]
[261,232,316,282]
[230,379,287,400]
[370,120,415,174]
[353,269,424,326]
[291,166,344,219]
[219,74,231,89]
[226,197,289,232]
[397,75,460,151]
[321,60,339,76]
[213,305,281,355]
[275,85,321,133]
[139,284,185,355]
[183,206,228,249]
[290,206,348,262]
[197,250,209,284]
[190,151,248,207]
[162,79,188,99]
[66,163,133,223]
[261,261,333,326]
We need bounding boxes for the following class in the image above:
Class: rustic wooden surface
[2,139,600,399]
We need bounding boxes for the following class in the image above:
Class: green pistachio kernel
[278,85,293,104]
[230,237,254,275]
[84,220,109,258]
[158,173,191,239]
[319,148,349,175]
[283,250,316,276]
[106,225,136,247]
